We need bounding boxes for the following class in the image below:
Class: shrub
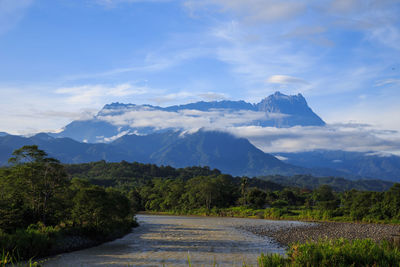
[258,239,400,267]
[0,225,56,259]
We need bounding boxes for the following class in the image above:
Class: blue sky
[0,0,400,140]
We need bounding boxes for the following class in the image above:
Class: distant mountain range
[275,150,400,182]
[1,130,400,182]
[51,91,325,143]
[1,91,399,183]
[0,131,307,177]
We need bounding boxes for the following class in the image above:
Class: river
[43,214,310,267]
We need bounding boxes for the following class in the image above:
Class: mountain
[2,131,400,181]
[0,133,115,165]
[255,92,325,127]
[275,150,400,182]
[113,130,308,176]
[52,91,325,143]
[3,91,398,182]
[0,130,311,177]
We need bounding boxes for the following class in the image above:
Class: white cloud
[149,91,228,105]
[2,81,400,154]
[150,91,197,105]
[55,83,148,105]
[275,155,288,161]
[94,105,400,154]
[210,21,314,93]
[267,75,308,85]
[98,108,267,130]
[183,0,400,102]
[0,82,151,134]
[103,130,130,142]
[226,124,400,154]
[375,79,400,87]
[63,45,212,82]
[198,92,227,101]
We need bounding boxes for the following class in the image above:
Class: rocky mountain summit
[52,91,324,143]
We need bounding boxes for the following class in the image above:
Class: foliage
[0,224,58,259]
[259,239,400,267]
[137,176,400,223]
[1,250,40,267]
[260,174,394,192]
[0,146,68,231]
[0,146,136,261]
[64,161,222,187]
[2,145,400,262]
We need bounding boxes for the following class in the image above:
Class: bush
[258,253,288,267]
[0,224,58,259]
[258,239,400,267]
[264,208,283,219]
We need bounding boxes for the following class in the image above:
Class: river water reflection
[43,215,310,267]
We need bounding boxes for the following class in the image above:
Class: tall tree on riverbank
[0,145,68,229]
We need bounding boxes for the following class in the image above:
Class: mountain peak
[267,91,306,103]
[256,92,325,127]
[102,102,136,110]
[31,133,54,141]
[55,91,325,143]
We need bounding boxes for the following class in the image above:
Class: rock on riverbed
[238,221,400,247]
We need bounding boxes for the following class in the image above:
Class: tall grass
[259,239,400,267]
[146,207,400,225]
[1,250,41,267]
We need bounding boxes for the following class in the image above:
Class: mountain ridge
[52,91,325,143]
[1,130,400,182]
[0,130,331,177]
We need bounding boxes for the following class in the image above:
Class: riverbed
[42,214,310,267]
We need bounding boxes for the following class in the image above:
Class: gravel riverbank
[238,221,400,247]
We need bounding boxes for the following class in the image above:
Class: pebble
[238,221,400,247]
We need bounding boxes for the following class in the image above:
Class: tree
[383,183,400,219]
[280,189,298,206]
[72,186,109,228]
[246,188,267,209]
[313,185,339,211]
[6,145,69,226]
[240,177,249,206]
[0,168,28,231]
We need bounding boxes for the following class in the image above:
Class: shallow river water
[43,215,310,267]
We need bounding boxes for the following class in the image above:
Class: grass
[4,239,399,267]
[141,206,400,225]
[259,239,400,267]
[0,220,137,265]
[146,241,400,267]
[1,251,41,267]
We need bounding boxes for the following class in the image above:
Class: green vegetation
[0,146,136,262]
[2,146,400,264]
[260,174,394,192]
[135,177,400,223]
[62,160,400,223]
[258,239,400,267]
[65,160,392,192]
[1,250,40,267]
[64,160,223,187]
